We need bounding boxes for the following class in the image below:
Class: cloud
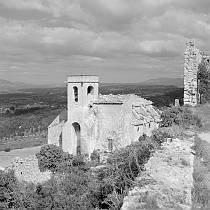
[138,40,180,57]
[0,0,210,83]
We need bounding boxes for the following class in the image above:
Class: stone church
[48,75,160,156]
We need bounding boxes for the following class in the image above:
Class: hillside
[0,79,64,93]
[0,77,183,93]
[0,79,32,93]
[139,77,184,88]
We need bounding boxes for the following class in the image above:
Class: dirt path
[121,138,194,210]
[0,146,41,169]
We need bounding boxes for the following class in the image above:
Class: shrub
[90,150,100,162]
[198,60,209,104]
[161,105,202,129]
[30,173,93,210]
[161,105,182,127]
[36,144,88,173]
[36,144,73,173]
[138,133,148,142]
[91,138,158,209]
[4,147,11,152]
[0,170,17,209]
[151,127,174,146]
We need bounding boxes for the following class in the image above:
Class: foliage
[36,144,88,173]
[4,148,11,152]
[192,136,210,209]
[93,138,158,209]
[30,173,92,210]
[161,105,202,129]
[35,138,158,209]
[151,129,171,145]
[0,108,62,140]
[0,133,161,210]
[198,60,209,104]
[0,170,17,209]
[36,144,72,173]
[194,103,210,132]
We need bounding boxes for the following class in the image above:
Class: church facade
[48,75,160,156]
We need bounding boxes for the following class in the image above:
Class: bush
[0,170,17,209]
[161,105,202,129]
[198,61,209,104]
[36,144,88,173]
[91,138,158,209]
[2,138,161,209]
[4,147,11,152]
[36,144,73,173]
[138,133,148,142]
[151,129,171,145]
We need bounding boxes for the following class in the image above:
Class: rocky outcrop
[121,138,194,210]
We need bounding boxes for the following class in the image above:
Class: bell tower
[67,75,99,119]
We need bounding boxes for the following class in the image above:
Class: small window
[59,133,62,148]
[87,86,94,95]
[73,86,78,102]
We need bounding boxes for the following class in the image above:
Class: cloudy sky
[0,0,210,84]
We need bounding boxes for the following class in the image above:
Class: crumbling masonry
[184,40,209,106]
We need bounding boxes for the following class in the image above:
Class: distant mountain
[139,77,183,88]
[0,79,66,93]
[0,77,183,93]
[0,79,33,93]
[101,78,183,88]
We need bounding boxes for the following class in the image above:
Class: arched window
[73,86,78,102]
[87,86,94,95]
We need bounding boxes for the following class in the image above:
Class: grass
[193,103,210,132]
[192,136,210,209]
[191,104,210,209]
[0,133,47,152]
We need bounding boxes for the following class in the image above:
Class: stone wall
[184,40,202,106]
[8,156,51,184]
[48,116,65,147]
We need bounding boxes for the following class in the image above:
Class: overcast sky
[0,0,210,84]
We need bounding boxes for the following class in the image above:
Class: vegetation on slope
[197,60,210,104]
[191,104,210,210]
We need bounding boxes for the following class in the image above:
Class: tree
[198,60,209,104]
[36,144,72,173]
[0,170,17,209]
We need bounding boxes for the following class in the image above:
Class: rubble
[7,156,51,184]
[121,137,194,210]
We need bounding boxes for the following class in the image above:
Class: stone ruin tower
[184,40,202,106]
[184,40,209,106]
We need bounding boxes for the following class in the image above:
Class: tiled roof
[131,104,161,125]
[94,94,152,105]
[59,109,67,123]
[94,94,160,125]
[94,94,123,104]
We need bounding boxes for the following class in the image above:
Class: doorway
[72,122,81,155]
